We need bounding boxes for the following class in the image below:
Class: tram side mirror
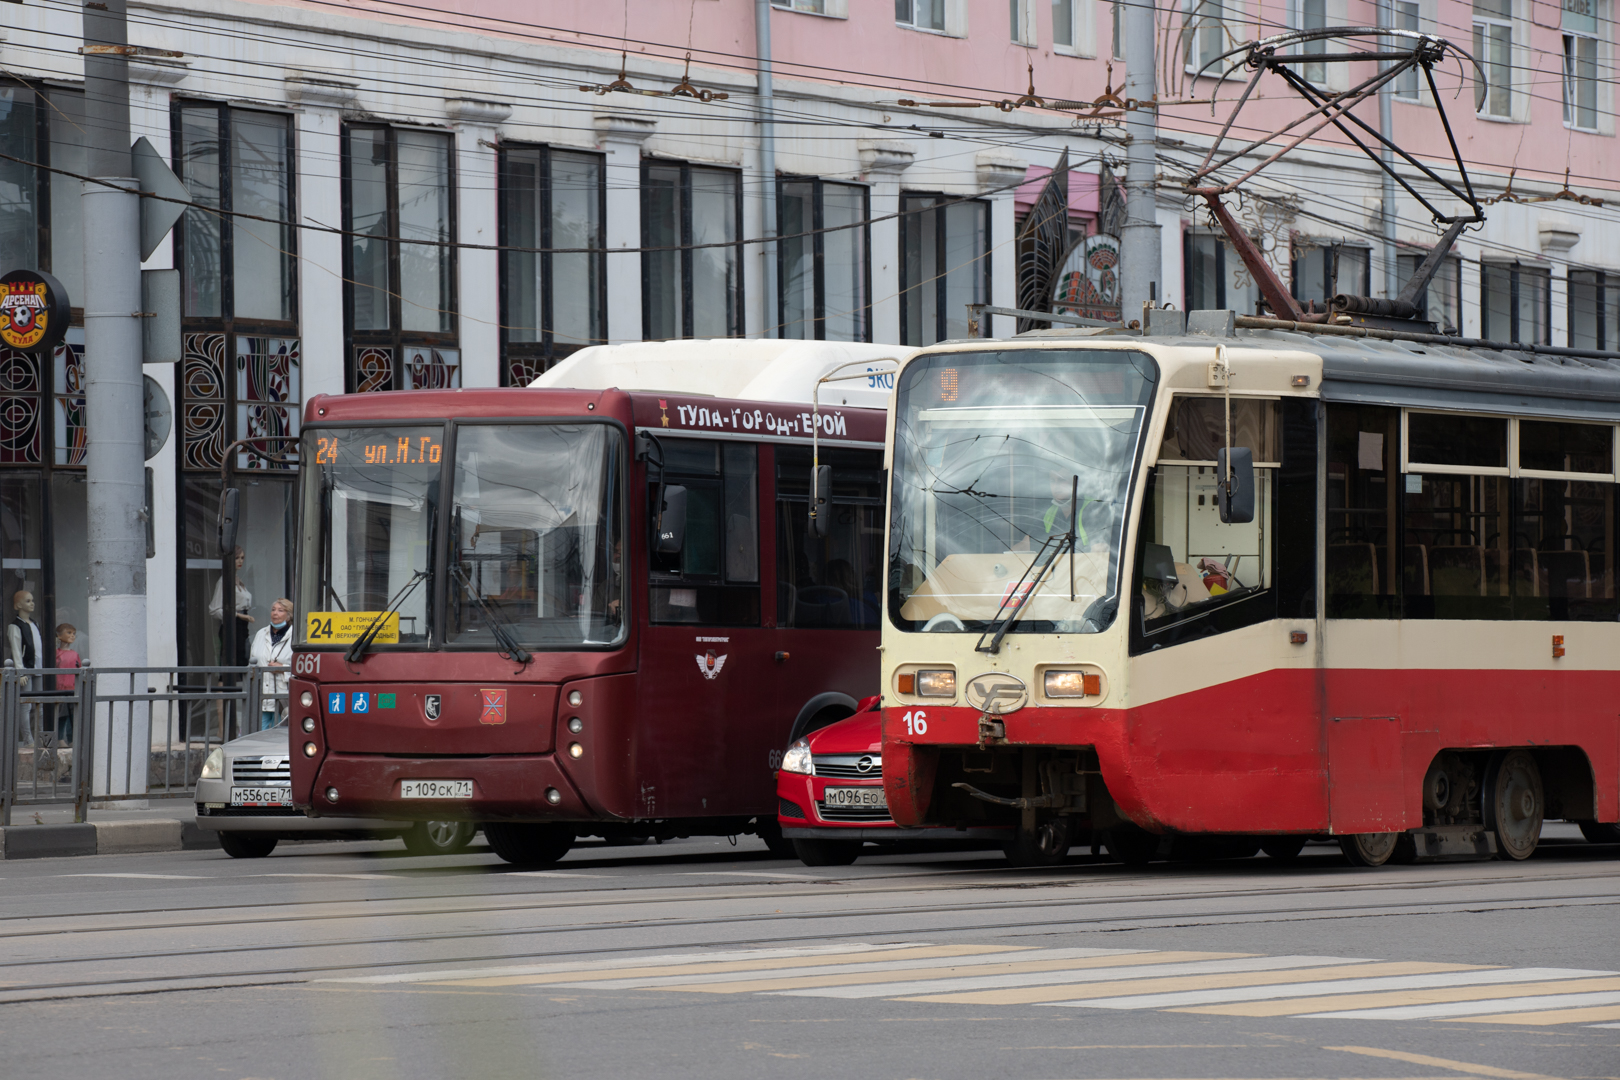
[809,465,832,538]
[1216,447,1254,524]
[656,485,687,553]
[218,486,240,553]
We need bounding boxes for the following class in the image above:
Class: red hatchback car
[775,697,1006,866]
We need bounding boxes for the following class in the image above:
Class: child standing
[53,623,80,744]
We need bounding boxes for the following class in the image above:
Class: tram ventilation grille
[812,754,882,780]
[231,756,292,784]
[816,803,893,824]
[779,797,806,820]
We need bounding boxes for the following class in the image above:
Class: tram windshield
[298,423,625,649]
[888,348,1158,634]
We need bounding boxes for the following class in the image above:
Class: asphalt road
[0,827,1616,1080]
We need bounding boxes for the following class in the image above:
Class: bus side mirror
[218,486,240,553]
[809,465,831,538]
[656,485,687,553]
[1216,447,1254,524]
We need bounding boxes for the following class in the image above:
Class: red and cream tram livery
[287,342,906,864]
[880,323,1620,865]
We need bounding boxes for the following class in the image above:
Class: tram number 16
[900,710,928,736]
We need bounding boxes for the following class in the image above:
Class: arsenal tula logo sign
[0,270,68,354]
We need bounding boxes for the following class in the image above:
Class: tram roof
[532,340,917,410]
[1003,324,1620,423]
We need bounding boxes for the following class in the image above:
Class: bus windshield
[889,348,1158,635]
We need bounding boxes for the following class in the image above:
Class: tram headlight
[780,738,814,776]
[200,748,224,780]
[1044,670,1099,698]
[916,669,956,698]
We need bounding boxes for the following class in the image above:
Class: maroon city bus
[286,374,891,865]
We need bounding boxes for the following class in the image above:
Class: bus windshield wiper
[345,570,428,663]
[451,562,532,665]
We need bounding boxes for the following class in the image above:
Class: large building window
[1394,0,1422,99]
[1293,240,1370,309]
[1185,0,1242,72]
[899,195,988,346]
[342,125,458,392]
[1569,270,1619,350]
[1473,0,1513,118]
[1562,0,1599,130]
[1481,262,1549,345]
[1396,251,1462,334]
[499,145,605,386]
[895,0,947,31]
[1184,232,1258,314]
[642,161,743,340]
[779,178,870,341]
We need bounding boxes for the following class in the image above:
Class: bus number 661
[900,710,927,735]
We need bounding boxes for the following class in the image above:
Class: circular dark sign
[0,269,69,354]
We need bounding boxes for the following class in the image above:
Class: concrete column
[1550,264,1569,347]
[977,152,1025,340]
[287,76,356,399]
[448,98,512,387]
[1459,249,1482,339]
[859,140,914,346]
[595,115,656,344]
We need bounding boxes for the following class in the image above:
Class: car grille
[816,803,893,823]
[812,754,882,780]
[231,756,291,784]
[779,797,806,820]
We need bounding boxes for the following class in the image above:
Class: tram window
[1406,412,1508,470]
[1157,397,1279,464]
[648,439,761,625]
[776,446,884,629]
[1325,404,1400,619]
[1519,420,1613,476]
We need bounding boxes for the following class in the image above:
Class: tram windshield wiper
[345,569,428,663]
[450,561,532,665]
[976,474,1080,655]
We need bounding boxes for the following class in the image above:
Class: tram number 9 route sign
[0,270,69,354]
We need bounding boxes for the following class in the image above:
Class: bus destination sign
[307,611,401,644]
[313,434,443,467]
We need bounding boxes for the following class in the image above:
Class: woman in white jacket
[248,598,294,731]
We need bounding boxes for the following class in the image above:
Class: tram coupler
[977,714,1005,744]
[951,782,1065,810]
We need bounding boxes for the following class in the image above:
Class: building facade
[0,0,1615,667]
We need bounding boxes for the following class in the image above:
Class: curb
[0,819,215,859]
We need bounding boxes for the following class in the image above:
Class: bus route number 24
[900,710,927,735]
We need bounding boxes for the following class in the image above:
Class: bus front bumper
[302,753,592,822]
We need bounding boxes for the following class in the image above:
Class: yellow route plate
[306,612,399,644]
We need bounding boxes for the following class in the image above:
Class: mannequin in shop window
[6,590,43,744]
[209,546,254,664]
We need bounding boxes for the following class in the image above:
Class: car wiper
[345,570,428,663]
[450,562,532,665]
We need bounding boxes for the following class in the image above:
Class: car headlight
[780,738,814,775]
[200,748,224,780]
[916,669,956,698]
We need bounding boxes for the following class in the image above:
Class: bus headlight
[780,738,814,775]
[200,748,224,780]
[1044,670,1099,698]
[916,669,956,698]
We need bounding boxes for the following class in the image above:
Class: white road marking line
[508,871,613,878]
[255,873,402,880]
[1302,990,1620,1021]
[322,942,929,985]
[59,873,211,879]
[677,871,826,880]
[557,947,1145,990]
[1589,1022,1620,1028]
[770,955,1375,1000]
[1045,968,1615,1011]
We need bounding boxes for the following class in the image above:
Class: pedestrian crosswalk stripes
[330,944,1620,1028]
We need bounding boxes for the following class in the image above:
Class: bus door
[640,436,772,819]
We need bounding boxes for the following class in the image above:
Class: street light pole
[1120,0,1162,320]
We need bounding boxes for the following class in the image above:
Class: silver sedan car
[194,723,476,859]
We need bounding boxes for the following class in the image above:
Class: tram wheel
[1338,832,1399,867]
[1578,820,1620,844]
[403,820,475,857]
[1104,822,1160,866]
[1002,819,1072,867]
[484,822,574,867]
[792,839,861,867]
[218,832,277,859]
[1484,749,1543,861]
[1259,836,1308,861]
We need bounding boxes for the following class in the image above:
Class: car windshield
[447,424,625,648]
[298,426,443,645]
[888,348,1158,635]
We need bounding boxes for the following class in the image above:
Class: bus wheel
[1003,820,1071,867]
[1105,823,1159,866]
[1339,832,1399,867]
[1578,820,1620,844]
[1484,750,1543,861]
[403,821,475,857]
[756,818,798,859]
[1259,836,1307,861]
[793,839,860,867]
[485,823,574,867]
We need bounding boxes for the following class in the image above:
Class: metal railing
[0,665,287,825]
